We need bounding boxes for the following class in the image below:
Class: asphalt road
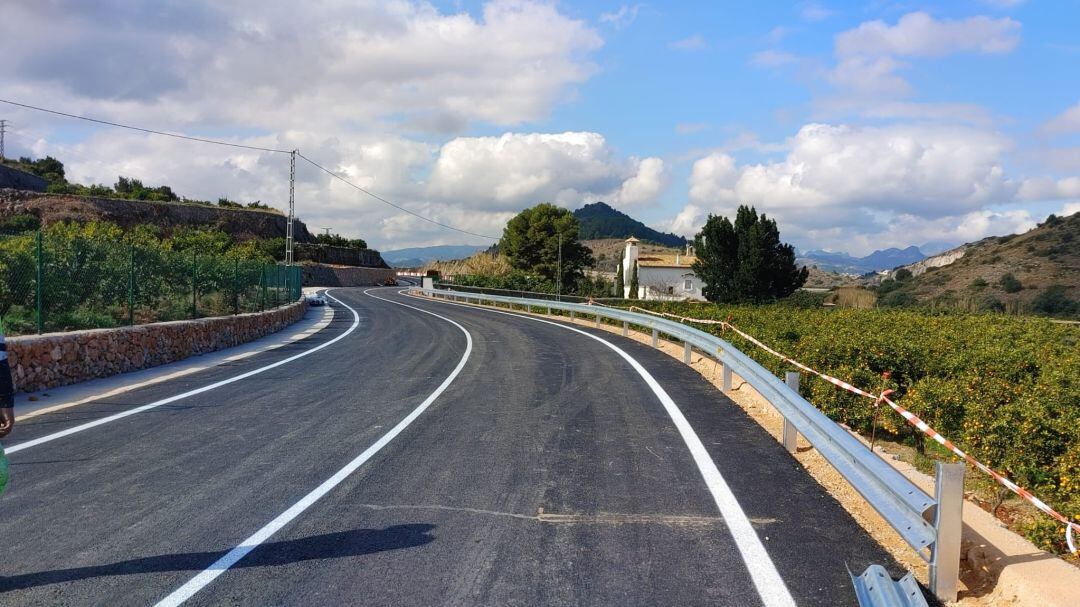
[0,287,903,606]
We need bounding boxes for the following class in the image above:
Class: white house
[621,236,707,301]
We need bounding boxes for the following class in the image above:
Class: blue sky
[1,1,1077,254]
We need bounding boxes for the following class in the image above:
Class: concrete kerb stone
[7,298,308,394]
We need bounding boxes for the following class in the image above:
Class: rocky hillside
[877,211,1079,316]
[0,188,316,243]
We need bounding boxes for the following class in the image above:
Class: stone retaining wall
[7,298,307,393]
[303,263,397,287]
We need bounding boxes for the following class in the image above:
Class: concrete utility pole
[284,149,296,298]
[0,120,8,161]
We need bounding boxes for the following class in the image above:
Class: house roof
[637,254,697,268]
[625,236,641,243]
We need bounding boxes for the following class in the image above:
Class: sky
[1,0,1078,255]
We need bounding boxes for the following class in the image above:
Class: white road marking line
[414,293,797,607]
[7,292,359,455]
[15,305,336,422]
[153,288,474,607]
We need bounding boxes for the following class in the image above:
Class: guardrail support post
[684,342,692,364]
[651,328,658,347]
[622,321,628,336]
[595,314,601,328]
[722,359,732,391]
[783,372,800,453]
[570,310,575,322]
[930,462,965,604]
[546,306,551,315]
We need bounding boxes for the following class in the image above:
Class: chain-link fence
[0,230,301,336]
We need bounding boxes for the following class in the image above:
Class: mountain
[876,211,1079,316]
[574,202,687,248]
[797,246,926,274]
[380,244,488,268]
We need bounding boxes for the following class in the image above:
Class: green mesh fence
[0,231,301,336]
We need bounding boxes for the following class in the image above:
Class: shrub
[998,273,1022,293]
[1031,285,1078,317]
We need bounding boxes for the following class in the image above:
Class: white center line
[414,293,797,607]
[7,291,359,455]
[153,288,474,607]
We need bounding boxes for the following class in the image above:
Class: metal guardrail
[415,286,963,602]
[850,565,929,607]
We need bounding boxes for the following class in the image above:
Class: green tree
[315,232,368,249]
[499,203,593,288]
[628,260,639,300]
[999,272,1022,293]
[614,252,624,297]
[691,205,807,303]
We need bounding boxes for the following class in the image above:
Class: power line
[1,98,498,241]
[0,98,291,154]
[296,152,499,241]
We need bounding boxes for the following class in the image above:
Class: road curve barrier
[412,286,964,603]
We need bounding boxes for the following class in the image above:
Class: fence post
[128,243,135,326]
[233,258,239,315]
[930,462,965,603]
[35,230,43,334]
[191,250,198,319]
[260,266,267,312]
[783,372,800,454]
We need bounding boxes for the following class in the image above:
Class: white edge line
[153,287,474,607]
[411,292,797,607]
[7,292,359,455]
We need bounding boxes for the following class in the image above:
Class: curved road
[0,287,900,606]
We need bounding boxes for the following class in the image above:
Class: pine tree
[628,260,639,300]
[614,252,625,297]
[692,205,807,303]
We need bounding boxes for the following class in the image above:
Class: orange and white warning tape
[625,304,1080,552]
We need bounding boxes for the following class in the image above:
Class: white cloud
[1059,202,1080,217]
[835,12,1021,58]
[1042,100,1080,135]
[1017,176,1080,200]
[427,131,665,211]
[0,1,602,131]
[599,4,641,29]
[670,35,709,51]
[689,123,1014,216]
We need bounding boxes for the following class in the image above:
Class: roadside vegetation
[623,298,1079,554]
[4,155,283,213]
[0,219,296,335]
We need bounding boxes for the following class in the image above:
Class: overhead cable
[296,152,499,241]
[0,98,291,154]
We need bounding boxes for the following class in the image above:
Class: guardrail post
[595,313,601,328]
[546,306,551,315]
[722,358,732,391]
[651,328,658,347]
[930,462,965,604]
[783,372,800,453]
[684,342,692,364]
[570,310,575,322]
[622,321,628,336]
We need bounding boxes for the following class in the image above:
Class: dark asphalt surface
[0,287,902,606]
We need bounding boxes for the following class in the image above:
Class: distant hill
[876,211,1079,316]
[574,202,687,248]
[798,246,926,274]
[381,244,489,268]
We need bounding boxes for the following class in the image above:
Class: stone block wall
[303,263,397,287]
[7,298,307,393]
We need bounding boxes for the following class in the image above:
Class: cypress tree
[692,205,807,303]
[614,252,625,297]
[628,260,639,300]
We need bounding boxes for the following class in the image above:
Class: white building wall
[637,266,706,301]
